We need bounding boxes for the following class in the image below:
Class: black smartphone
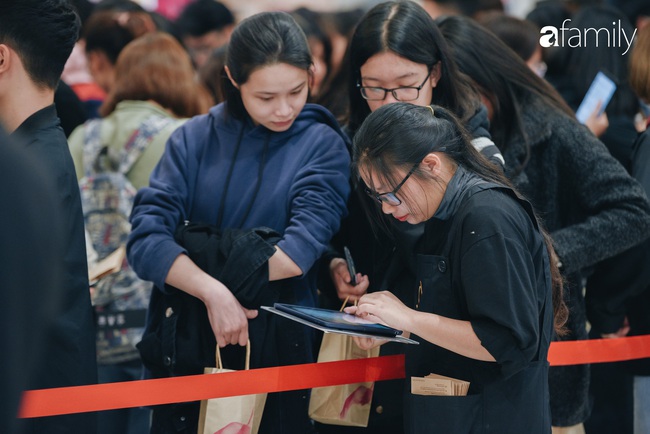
[343,246,357,286]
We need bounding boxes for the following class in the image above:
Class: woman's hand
[344,304,389,350]
[330,257,369,302]
[601,317,630,339]
[165,254,257,348]
[351,335,388,351]
[585,101,609,137]
[344,291,413,332]
[348,291,495,362]
[201,280,258,348]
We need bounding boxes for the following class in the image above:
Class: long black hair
[222,11,312,119]
[353,102,568,335]
[347,1,480,136]
[436,15,574,175]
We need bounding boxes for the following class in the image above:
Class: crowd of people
[1,0,650,433]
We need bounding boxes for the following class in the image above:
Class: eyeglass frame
[357,67,433,102]
[365,163,419,206]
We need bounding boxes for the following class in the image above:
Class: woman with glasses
[317,3,504,433]
[327,0,505,308]
[347,1,503,166]
[346,102,565,433]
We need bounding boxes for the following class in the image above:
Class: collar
[10,104,59,142]
[432,165,492,221]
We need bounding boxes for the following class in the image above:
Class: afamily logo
[540,19,637,55]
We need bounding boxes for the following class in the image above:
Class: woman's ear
[224,65,239,90]
[421,153,442,176]
[0,45,10,74]
[308,64,316,89]
[430,61,442,88]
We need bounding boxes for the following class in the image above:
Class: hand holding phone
[344,246,357,286]
[576,71,617,124]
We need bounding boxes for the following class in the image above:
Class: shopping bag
[197,342,267,434]
[308,299,380,427]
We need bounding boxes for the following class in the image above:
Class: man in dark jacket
[0,129,66,434]
[0,2,98,433]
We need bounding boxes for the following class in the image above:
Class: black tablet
[272,303,402,337]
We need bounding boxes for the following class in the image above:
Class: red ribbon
[19,355,404,418]
[548,334,650,366]
[19,335,650,419]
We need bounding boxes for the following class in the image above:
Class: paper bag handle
[215,339,251,370]
[339,296,358,312]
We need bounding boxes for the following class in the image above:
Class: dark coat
[586,127,650,376]
[501,96,650,425]
[0,130,65,434]
[11,105,98,434]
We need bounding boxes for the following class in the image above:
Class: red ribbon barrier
[19,355,405,418]
[548,334,650,366]
[18,335,650,419]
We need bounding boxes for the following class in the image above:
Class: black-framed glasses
[357,69,432,101]
[365,163,419,206]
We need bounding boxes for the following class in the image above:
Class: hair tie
[427,105,435,116]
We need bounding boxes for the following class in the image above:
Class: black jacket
[137,223,281,378]
[11,105,98,434]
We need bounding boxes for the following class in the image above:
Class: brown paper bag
[308,299,380,427]
[197,342,267,434]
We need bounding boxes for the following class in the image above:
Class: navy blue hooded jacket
[127,102,350,308]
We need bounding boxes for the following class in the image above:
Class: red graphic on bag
[340,385,373,419]
[214,408,254,434]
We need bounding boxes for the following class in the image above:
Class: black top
[11,105,98,434]
[0,131,65,434]
[409,186,552,385]
[403,179,553,433]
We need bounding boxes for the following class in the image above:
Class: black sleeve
[458,195,549,378]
